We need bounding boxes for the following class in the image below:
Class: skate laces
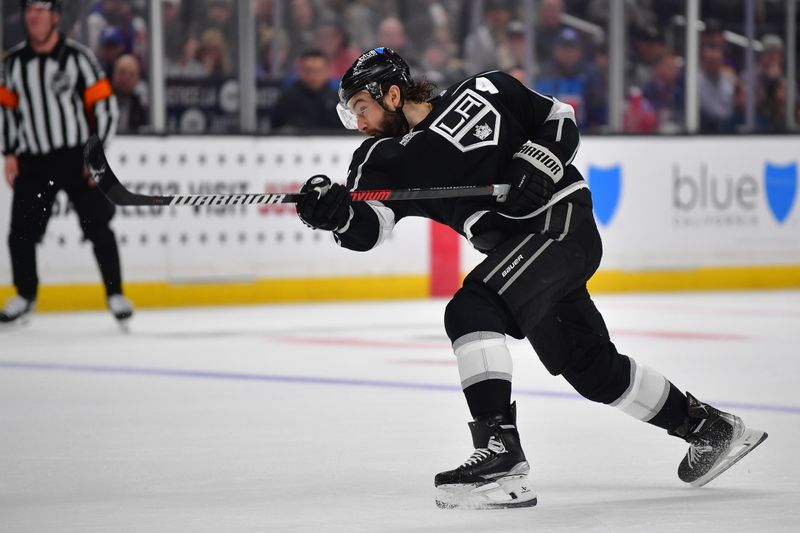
[460,436,506,468]
[460,448,493,468]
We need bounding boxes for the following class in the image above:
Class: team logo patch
[764,162,797,223]
[430,89,500,152]
[588,165,621,226]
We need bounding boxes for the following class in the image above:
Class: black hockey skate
[0,295,35,325]
[670,392,767,487]
[435,402,537,509]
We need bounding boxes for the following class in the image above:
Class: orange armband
[0,85,18,109]
[83,78,112,109]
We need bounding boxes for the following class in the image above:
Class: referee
[0,0,133,326]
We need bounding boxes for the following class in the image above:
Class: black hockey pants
[454,202,632,405]
[7,148,122,300]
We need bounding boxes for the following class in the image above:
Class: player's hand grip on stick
[499,141,562,216]
[297,175,352,231]
[82,134,511,207]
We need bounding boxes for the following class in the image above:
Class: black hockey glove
[499,141,563,217]
[297,175,352,231]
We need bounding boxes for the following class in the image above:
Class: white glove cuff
[513,141,564,184]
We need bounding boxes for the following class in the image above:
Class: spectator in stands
[271,49,341,132]
[755,34,785,108]
[756,75,788,132]
[699,40,738,132]
[286,0,319,70]
[162,0,184,61]
[586,0,657,32]
[85,0,147,65]
[463,0,514,74]
[535,27,604,129]
[162,0,205,78]
[399,0,459,57]
[112,54,148,133]
[256,0,289,81]
[420,40,465,89]
[377,17,420,73]
[700,18,726,50]
[630,24,667,88]
[343,0,385,52]
[757,34,783,80]
[700,18,736,71]
[588,37,609,130]
[200,0,237,67]
[642,50,684,133]
[752,35,799,131]
[197,28,233,77]
[507,20,530,79]
[536,0,566,64]
[622,86,658,133]
[313,18,360,79]
[97,25,127,75]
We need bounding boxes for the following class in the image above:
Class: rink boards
[0,135,798,310]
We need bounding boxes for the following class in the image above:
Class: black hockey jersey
[335,70,591,252]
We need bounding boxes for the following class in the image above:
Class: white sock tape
[611,357,670,422]
[453,331,513,389]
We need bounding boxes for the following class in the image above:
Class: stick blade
[83,134,160,206]
[83,134,113,193]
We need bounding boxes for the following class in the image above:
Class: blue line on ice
[1,360,798,415]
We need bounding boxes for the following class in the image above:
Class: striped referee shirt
[0,32,118,156]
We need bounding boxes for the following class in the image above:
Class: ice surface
[1,291,798,532]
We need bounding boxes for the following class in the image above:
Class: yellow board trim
[587,265,800,293]
[0,275,429,312]
[1,266,799,312]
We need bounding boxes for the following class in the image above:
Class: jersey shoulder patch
[428,85,500,153]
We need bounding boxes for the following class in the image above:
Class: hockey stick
[83,135,510,207]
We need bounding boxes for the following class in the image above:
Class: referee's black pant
[7,147,123,301]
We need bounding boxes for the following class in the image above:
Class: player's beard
[369,109,408,138]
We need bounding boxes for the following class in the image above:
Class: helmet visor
[336,102,359,130]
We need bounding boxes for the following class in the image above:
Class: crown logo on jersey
[474,123,493,141]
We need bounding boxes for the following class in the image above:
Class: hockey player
[295,47,767,509]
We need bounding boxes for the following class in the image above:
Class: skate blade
[690,426,768,487]
[435,474,537,510]
[116,317,132,333]
[0,313,33,328]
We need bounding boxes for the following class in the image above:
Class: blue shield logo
[764,162,797,223]
[587,165,621,226]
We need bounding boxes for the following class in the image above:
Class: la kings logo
[430,89,500,152]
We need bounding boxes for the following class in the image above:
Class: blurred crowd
[3,0,797,134]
